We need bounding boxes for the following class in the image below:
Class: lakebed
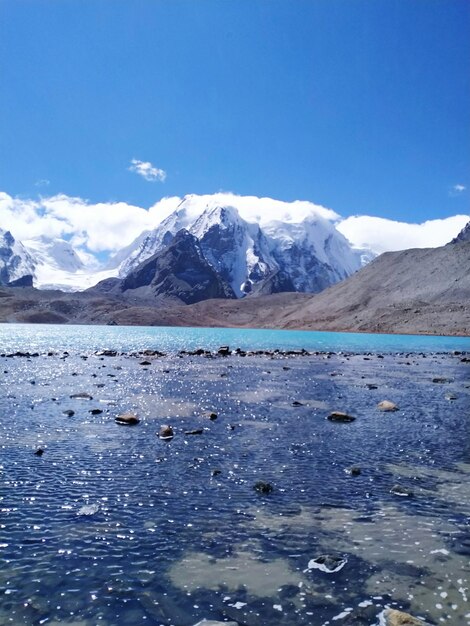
[1,343,469,626]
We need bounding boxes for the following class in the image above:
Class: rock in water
[70,392,93,400]
[254,481,274,494]
[327,411,356,422]
[77,503,100,516]
[307,554,347,573]
[159,425,174,440]
[390,484,414,497]
[344,466,361,476]
[378,400,398,412]
[115,413,140,426]
[202,411,218,421]
[34,448,44,456]
[380,607,429,625]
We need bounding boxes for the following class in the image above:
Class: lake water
[0,322,469,354]
[0,325,469,626]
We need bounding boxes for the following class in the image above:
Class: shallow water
[1,349,469,625]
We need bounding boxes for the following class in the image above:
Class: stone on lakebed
[159,425,174,440]
[327,411,356,423]
[378,400,398,412]
[380,607,430,625]
[115,413,140,426]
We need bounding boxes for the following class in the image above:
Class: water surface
[0,322,469,354]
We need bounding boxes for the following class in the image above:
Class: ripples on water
[0,348,469,625]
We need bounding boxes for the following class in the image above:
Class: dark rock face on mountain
[108,229,236,305]
[8,274,34,287]
[451,220,470,244]
[0,229,36,286]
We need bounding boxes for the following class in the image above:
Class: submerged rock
[307,554,347,573]
[380,607,429,625]
[34,448,44,456]
[185,429,204,435]
[344,466,361,476]
[63,409,75,417]
[77,503,100,516]
[115,413,140,426]
[254,481,273,494]
[390,484,414,497]
[70,392,93,400]
[378,400,398,412]
[159,425,174,440]
[327,411,356,422]
[203,411,218,421]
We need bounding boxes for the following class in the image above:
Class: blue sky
[1,0,469,222]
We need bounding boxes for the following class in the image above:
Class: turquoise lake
[0,322,469,353]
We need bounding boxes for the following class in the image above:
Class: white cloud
[1,190,468,267]
[129,159,166,182]
[337,214,470,254]
[450,184,466,195]
[35,179,50,187]
[148,192,340,225]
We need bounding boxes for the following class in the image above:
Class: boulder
[115,413,140,426]
[159,425,174,440]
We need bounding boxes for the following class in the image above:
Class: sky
[0,0,469,254]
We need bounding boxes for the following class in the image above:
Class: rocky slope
[1,227,468,336]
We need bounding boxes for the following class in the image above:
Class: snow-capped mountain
[112,200,198,277]
[21,236,117,291]
[0,228,36,285]
[2,194,372,297]
[189,205,275,296]
[114,196,365,297]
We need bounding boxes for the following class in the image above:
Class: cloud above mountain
[129,159,167,182]
[0,190,467,259]
[337,214,470,254]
